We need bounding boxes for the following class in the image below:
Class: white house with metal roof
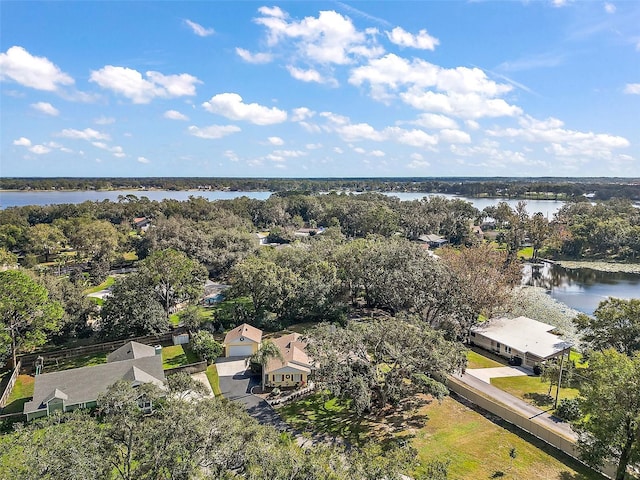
[470,316,573,368]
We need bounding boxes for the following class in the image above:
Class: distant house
[293,227,324,237]
[417,234,448,248]
[471,225,484,239]
[223,323,263,357]
[470,316,573,368]
[133,216,151,231]
[24,341,165,420]
[256,232,269,246]
[263,333,313,389]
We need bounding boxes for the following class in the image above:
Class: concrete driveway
[216,358,290,431]
[215,358,247,376]
[466,366,530,384]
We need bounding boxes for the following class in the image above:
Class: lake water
[0,189,566,217]
[0,190,273,209]
[383,192,564,218]
[522,262,640,315]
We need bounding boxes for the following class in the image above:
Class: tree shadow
[524,392,554,407]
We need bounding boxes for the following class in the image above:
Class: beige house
[223,323,263,357]
[470,316,573,368]
[263,333,313,388]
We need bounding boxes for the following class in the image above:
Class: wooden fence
[0,360,22,410]
[18,331,182,373]
[448,376,616,479]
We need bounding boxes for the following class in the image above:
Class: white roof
[472,316,572,359]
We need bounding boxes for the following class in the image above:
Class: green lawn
[278,393,373,445]
[161,345,199,369]
[410,396,603,480]
[205,364,222,396]
[279,393,602,480]
[2,375,35,414]
[83,276,115,295]
[169,313,181,327]
[518,246,534,259]
[44,352,107,372]
[490,375,580,410]
[466,350,504,369]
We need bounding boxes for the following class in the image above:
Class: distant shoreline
[557,260,640,275]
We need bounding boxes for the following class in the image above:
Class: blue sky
[1,1,639,178]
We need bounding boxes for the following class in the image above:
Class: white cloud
[273,149,307,158]
[438,129,471,144]
[224,150,239,161]
[407,158,430,169]
[466,120,480,130]
[291,107,315,121]
[164,109,189,120]
[353,147,366,154]
[388,127,438,147]
[90,66,201,103]
[31,101,59,116]
[411,113,458,129]
[287,65,333,84]
[29,144,51,154]
[137,156,151,164]
[386,27,439,50]
[94,116,115,125]
[604,3,616,13]
[202,93,287,125]
[306,143,322,149]
[487,115,630,160]
[551,0,569,7]
[400,89,522,119]
[58,128,110,141]
[184,19,214,37]
[0,46,74,91]
[91,141,125,157]
[623,83,640,95]
[235,48,273,64]
[333,147,344,154]
[369,149,385,157]
[188,124,241,139]
[254,7,383,65]
[13,137,32,147]
[268,136,284,145]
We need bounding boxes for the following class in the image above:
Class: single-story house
[417,234,448,248]
[470,316,573,368]
[294,227,324,237]
[223,323,263,357]
[24,341,165,420]
[133,216,151,231]
[263,333,313,389]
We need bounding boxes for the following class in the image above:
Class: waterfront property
[263,333,313,389]
[223,323,263,357]
[23,341,165,420]
[470,316,572,368]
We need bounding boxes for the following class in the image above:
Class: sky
[1,1,639,178]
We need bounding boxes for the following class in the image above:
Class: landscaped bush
[190,331,223,364]
[555,398,581,421]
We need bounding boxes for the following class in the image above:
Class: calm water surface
[0,190,272,209]
[523,262,640,315]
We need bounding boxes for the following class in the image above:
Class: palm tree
[250,340,284,388]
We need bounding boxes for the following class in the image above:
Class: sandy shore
[557,260,640,274]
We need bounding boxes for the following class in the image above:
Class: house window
[470,332,476,337]
[505,346,512,354]
[496,342,501,351]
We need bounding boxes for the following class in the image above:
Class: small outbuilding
[470,316,572,368]
[223,323,263,357]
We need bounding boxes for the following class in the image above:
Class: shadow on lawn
[451,393,607,480]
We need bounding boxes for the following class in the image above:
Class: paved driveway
[215,358,247,377]
[216,358,290,431]
[466,366,530,384]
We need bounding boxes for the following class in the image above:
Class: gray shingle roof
[106,341,157,363]
[24,346,164,416]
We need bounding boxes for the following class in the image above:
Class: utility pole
[554,348,568,409]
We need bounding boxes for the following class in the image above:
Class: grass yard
[490,375,580,410]
[169,313,181,327]
[411,396,602,480]
[83,276,115,295]
[518,246,534,259]
[278,392,603,480]
[466,350,504,369]
[205,364,222,396]
[278,393,372,444]
[161,345,199,369]
[44,352,107,372]
[2,375,35,414]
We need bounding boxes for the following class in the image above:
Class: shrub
[191,330,223,364]
[555,398,581,421]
